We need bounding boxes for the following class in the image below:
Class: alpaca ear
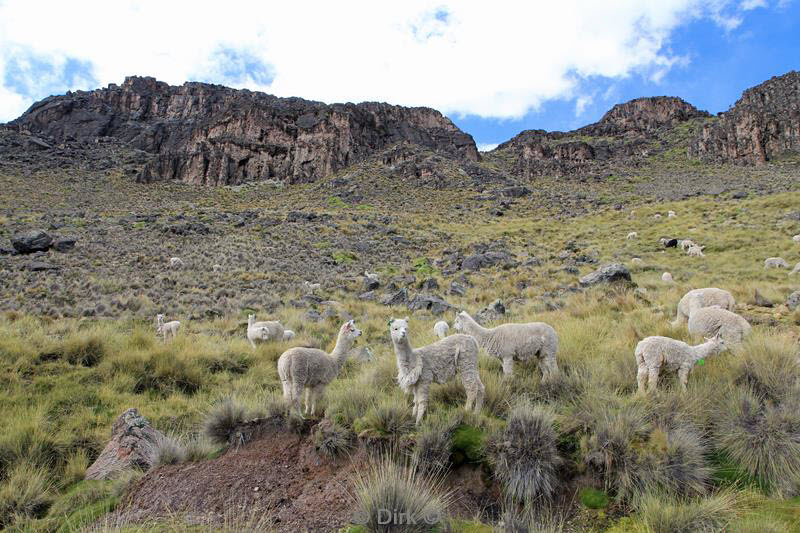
[388,318,394,326]
[404,316,409,322]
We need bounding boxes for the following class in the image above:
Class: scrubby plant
[714,388,800,497]
[353,397,414,439]
[350,454,451,532]
[0,462,53,528]
[489,403,562,505]
[152,436,186,467]
[313,419,354,459]
[451,424,487,465]
[732,334,800,404]
[413,415,459,474]
[578,487,609,509]
[202,398,251,447]
[636,491,739,533]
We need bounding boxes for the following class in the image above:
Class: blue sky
[0,0,797,149]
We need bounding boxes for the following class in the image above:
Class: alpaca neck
[392,336,416,371]
[248,316,254,327]
[331,332,354,367]
[461,314,488,337]
[691,341,719,362]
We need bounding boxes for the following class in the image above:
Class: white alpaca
[247,314,285,348]
[687,307,751,347]
[789,262,800,276]
[303,281,321,293]
[671,288,735,326]
[635,333,727,392]
[627,232,638,240]
[631,257,643,265]
[454,310,558,380]
[764,257,789,269]
[278,320,362,416]
[283,329,296,341]
[390,317,484,425]
[654,214,662,219]
[169,257,184,268]
[668,210,676,218]
[679,239,695,251]
[687,245,705,257]
[793,235,800,243]
[433,320,450,339]
[662,272,674,283]
[156,314,180,342]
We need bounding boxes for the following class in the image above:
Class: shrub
[353,397,414,439]
[203,398,250,447]
[648,427,711,497]
[578,487,609,509]
[61,449,90,487]
[636,491,738,533]
[732,335,800,404]
[0,463,53,528]
[714,388,800,496]
[451,425,487,465]
[413,416,459,474]
[152,436,186,467]
[313,419,354,459]
[489,403,562,504]
[350,454,451,532]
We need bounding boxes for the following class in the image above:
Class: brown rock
[85,408,165,480]
[13,76,478,186]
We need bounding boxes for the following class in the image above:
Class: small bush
[413,415,459,474]
[451,425,487,465]
[489,403,562,504]
[637,491,738,533]
[62,335,106,366]
[313,419,354,459]
[578,487,609,509]
[714,389,800,496]
[203,398,250,447]
[152,436,186,467]
[61,449,90,487]
[350,454,451,532]
[354,397,413,439]
[0,463,53,528]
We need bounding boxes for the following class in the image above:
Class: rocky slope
[690,70,800,164]
[9,76,478,185]
[486,97,710,179]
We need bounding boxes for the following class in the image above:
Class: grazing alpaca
[156,314,180,342]
[635,333,727,392]
[278,320,362,416]
[454,310,558,380]
[389,317,484,425]
[247,314,285,348]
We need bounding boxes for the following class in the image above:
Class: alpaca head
[283,329,295,341]
[340,319,361,343]
[248,314,255,326]
[453,311,470,332]
[156,314,164,324]
[389,317,410,343]
[704,331,727,354]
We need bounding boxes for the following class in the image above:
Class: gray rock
[449,282,466,297]
[753,289,773,308]
[419,278,439,291]
[499,185,530,198]
[358,290,377,301]
[381,288,409,307]
[11,229,53,253]
[476,299,505,323]
[363,277,381,292]
[462,251,515,271]
[22,261,60,272]
[306,310,323,322]
[579,263,633,286]
[407,294,455,315]
[52,236,77,252]
[787,291,800,311]
[85,408,165,480]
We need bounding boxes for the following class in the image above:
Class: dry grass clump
[0,462,53,528]
[202,398,253,447]
[635,491,740,533]
[312,419,354,459]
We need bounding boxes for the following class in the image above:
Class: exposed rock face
[579,263,632,286]
[12,76,478,185]
[690,71,800,164]
[490,97,710,178]
[85,408,165,480]
[11,229,53,253]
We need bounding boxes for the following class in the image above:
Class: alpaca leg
[636,365,648,393]
[304,388,311,414]
[415,383,430,425]
[249,338,256,349]
[678,366,691,392]
[502,357,514,376]
[541,355,558,381]
[647,367,660,392]
[292,382,305,416]
[469,377,485,414]
[281,378,291,401]
[310,385,323,416]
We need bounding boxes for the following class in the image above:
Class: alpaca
[156,314,180,342]
[635,333,727,392]
[247,314,284,348]
[433,320,450,339]
[671,288,736,326]
[454,310,558,380]
[389,317,484,425]
[169,257,184,268]
[277,320,362,416]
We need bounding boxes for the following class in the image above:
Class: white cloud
[477,143,499,152]
[740,0,767,9]
[0,0,766,122]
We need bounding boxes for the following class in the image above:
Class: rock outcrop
[85,408,165,480]
[690,71,800,164]
[11,76,478,185]
[489,97,710,178]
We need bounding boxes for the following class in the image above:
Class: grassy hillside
[1,166,799,530]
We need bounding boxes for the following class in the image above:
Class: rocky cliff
[690,71,800,164]
[10,76,478,185]
[487,97,710,178]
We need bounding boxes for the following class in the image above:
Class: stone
[363,277,381,292]
[21,261,60,272]
[358,291,377,301]
[407,294,455,315]
[449,282,466,297]
[419,278,439,291]
[52,236,77,252]
[11,229,53,253]
[786,291,800,311]
[499,185,530,198]
[381,288,408,307]
[461,251,515,271]
[85,408,165,480]
[305,310,323,322]
[476,299,505,323]
[753,289,774,308]
[579,263,633,286]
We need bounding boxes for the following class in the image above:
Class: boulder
[52,236,77,252]
[579,263,633,286]
[461,251,515,271]
[419,278,439,291]
[407,294,455,315]
[753,289,773,308]
[449,282,467,297]
[363,276,380,292]
[381,288,409,307]
[11,229,53,253]
[85,408,165,480]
